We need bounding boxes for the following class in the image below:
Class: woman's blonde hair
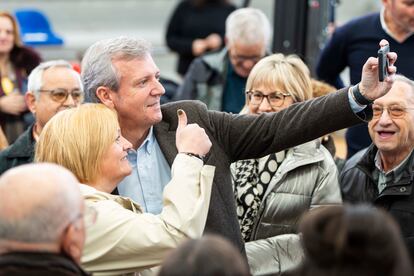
[35,103,119,184]
[242,53,312,113]
[0,11,22,47]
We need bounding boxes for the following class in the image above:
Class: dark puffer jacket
[340,145,414,258]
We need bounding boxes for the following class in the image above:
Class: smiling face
[0,15,15,54]
[244,54,312,115]
[26,67,83,132]
[247,84,294,115]
[99,130,133,186]
[368,80,414,160]
[110,55,165,133]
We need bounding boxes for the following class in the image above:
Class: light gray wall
[3,0,380,82]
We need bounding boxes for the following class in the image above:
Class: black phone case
[378,45,390,82]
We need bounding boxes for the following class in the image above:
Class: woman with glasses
[35,103,215,275]
[230,53,342,275]
[0,11,41,143]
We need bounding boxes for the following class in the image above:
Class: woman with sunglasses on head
[230,53,342,275]
[35,103,215,275]
[0,11,41,143]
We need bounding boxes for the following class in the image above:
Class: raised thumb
[177,109,187,130]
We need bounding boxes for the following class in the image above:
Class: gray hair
[225,8,272,47]
[27,60,83,100]
[394,74,414,92]
[0,164,82,243]
[81,36,152,103]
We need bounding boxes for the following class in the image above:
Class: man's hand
[176,109,212,157]
[359,39,397,101]
[0,93,27,115]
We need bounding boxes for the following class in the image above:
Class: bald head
[0,163,82,244]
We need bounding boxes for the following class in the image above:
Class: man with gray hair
[175,7,271,113]
[0,60,84,174]
[340,75,414,259]
[81,34,396,255]
[0,163,89,275]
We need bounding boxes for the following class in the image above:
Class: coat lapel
[154,119,177,167]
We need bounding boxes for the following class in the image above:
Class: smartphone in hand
[378,45,390,82]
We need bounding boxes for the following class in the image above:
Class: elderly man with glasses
[340,75,414,260]
[0,60,84,174]
[175,7,270,113]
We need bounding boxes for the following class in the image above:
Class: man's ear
[96,86,115,109]
[61,223,83,264]
[25,92,37,115]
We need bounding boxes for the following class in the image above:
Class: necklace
[1,77,14,95]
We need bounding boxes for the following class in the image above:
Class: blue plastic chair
[14,8,64,46]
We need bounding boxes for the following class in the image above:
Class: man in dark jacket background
[0,60,83,175]
[340,75,414,258]
[175,7,271,113]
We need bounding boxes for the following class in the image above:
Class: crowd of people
[1,1,414,275]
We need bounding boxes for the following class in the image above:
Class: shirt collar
[380,7,414,42]
[138,126,155,154]
[374,148,414,176]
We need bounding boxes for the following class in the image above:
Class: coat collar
[358,145,414,197]
[153,115,177,167]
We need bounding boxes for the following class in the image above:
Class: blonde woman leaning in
[36,103,214,276]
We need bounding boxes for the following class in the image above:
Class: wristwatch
[182,152,205,163]
[352,84,373,105]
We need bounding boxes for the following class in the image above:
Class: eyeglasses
[38,88,84,103]
[372,104,414,119]
[246,90,292,108]
[230,53,263,64]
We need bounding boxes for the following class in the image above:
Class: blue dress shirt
[117,127,171,214]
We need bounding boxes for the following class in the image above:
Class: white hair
[225,8,272,47]
[27,60,83,100]
[0,164,82,243]
[394,74,414,91]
